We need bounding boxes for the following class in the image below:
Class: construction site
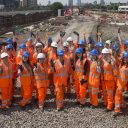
[0,7,128,127]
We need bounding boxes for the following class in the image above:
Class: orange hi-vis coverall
[27,46,34,66]
[54,58,70,109]
[102,60,117,110]
[0,61,13,108]
[34,63,50,108]
[64,52,72,94]
[8,53,17,100]
[89,61,101,107]
[16,51,23,65]
[48,51,57,94]
[114,65,128,113]
[74,58,89,105]
[19,63,34,107]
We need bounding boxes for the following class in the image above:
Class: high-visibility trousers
[74,80,86,105]
[89,84,99,107]
[36,87,47,107]
[55,84,64,109]
[102,80,115,110]
[19,82,33,107]
[115,88,126,113]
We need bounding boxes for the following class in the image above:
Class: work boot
[56,107,63,112]
[75,101,80,105]
[39,105,44,112]
[105,109,113,113]
[79,104,85,108]
[113,112,123,118]
[91,105,98,109]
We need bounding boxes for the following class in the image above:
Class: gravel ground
[1,15,128,128]
[0,88,128,128]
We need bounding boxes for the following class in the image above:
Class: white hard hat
[1,52,8,59]
[102,48,110,54]
[63,42,69,47]
[36,42,42,47]
[51,41,58,48]
[105,40,111,45]
[37,53,45,59]
[67,37,73,42]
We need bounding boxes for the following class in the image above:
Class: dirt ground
[1,15,128,128]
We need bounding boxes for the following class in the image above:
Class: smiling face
[36,46,42,53]
[76,53,82,58]
[23,56,29,62]
[38,58,45,64]
[2,56,8,62]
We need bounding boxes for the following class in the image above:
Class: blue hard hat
[124,40,128,45]
[123,51,128,58]
[6,44,13,50]
[96,42,103,47]
[48,37,52,44]
[57,49,64,56]
[6,38,13,44]
[19,43,26,49]
[90,49,98,56]
[23,51,29,58]
[75,48,83,54]
[78,40,85,45]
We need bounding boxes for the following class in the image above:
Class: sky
[38,0,128,5]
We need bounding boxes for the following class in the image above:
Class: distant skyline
[38,0,128,5]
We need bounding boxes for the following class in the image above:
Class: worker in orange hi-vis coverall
[89,49,101,108]
[26,43,34,66]
[63,42,73,95]
[0,52,14,109]
[53,49,70,111]
[17,51,34,107]
[48,41,57,95]
[101,48,117,112]
[33,43,44,65]
[114,51,128,116]
[16,43,26,65]
[6,44,17,104]
[74,48,89,106]
[34,53,50,111]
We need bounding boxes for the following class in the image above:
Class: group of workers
[0,30,128,117]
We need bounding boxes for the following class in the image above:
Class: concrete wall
[0,11,53,27]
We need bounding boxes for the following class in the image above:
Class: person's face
[68,41,73,46]
[103,53,111,59]
[91,55,97,61]
[36,46,42,52]
[38,58,45,64]
[124,57,128,63]
[20,48,26,54]
[7,48,13,54]
[58,55,63,61]
[63,46,68,52]
[105,44,110,48]
[23,56,29,62]
[52,47,57,52]
[77,53,82,58]
[2,56,8,62]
